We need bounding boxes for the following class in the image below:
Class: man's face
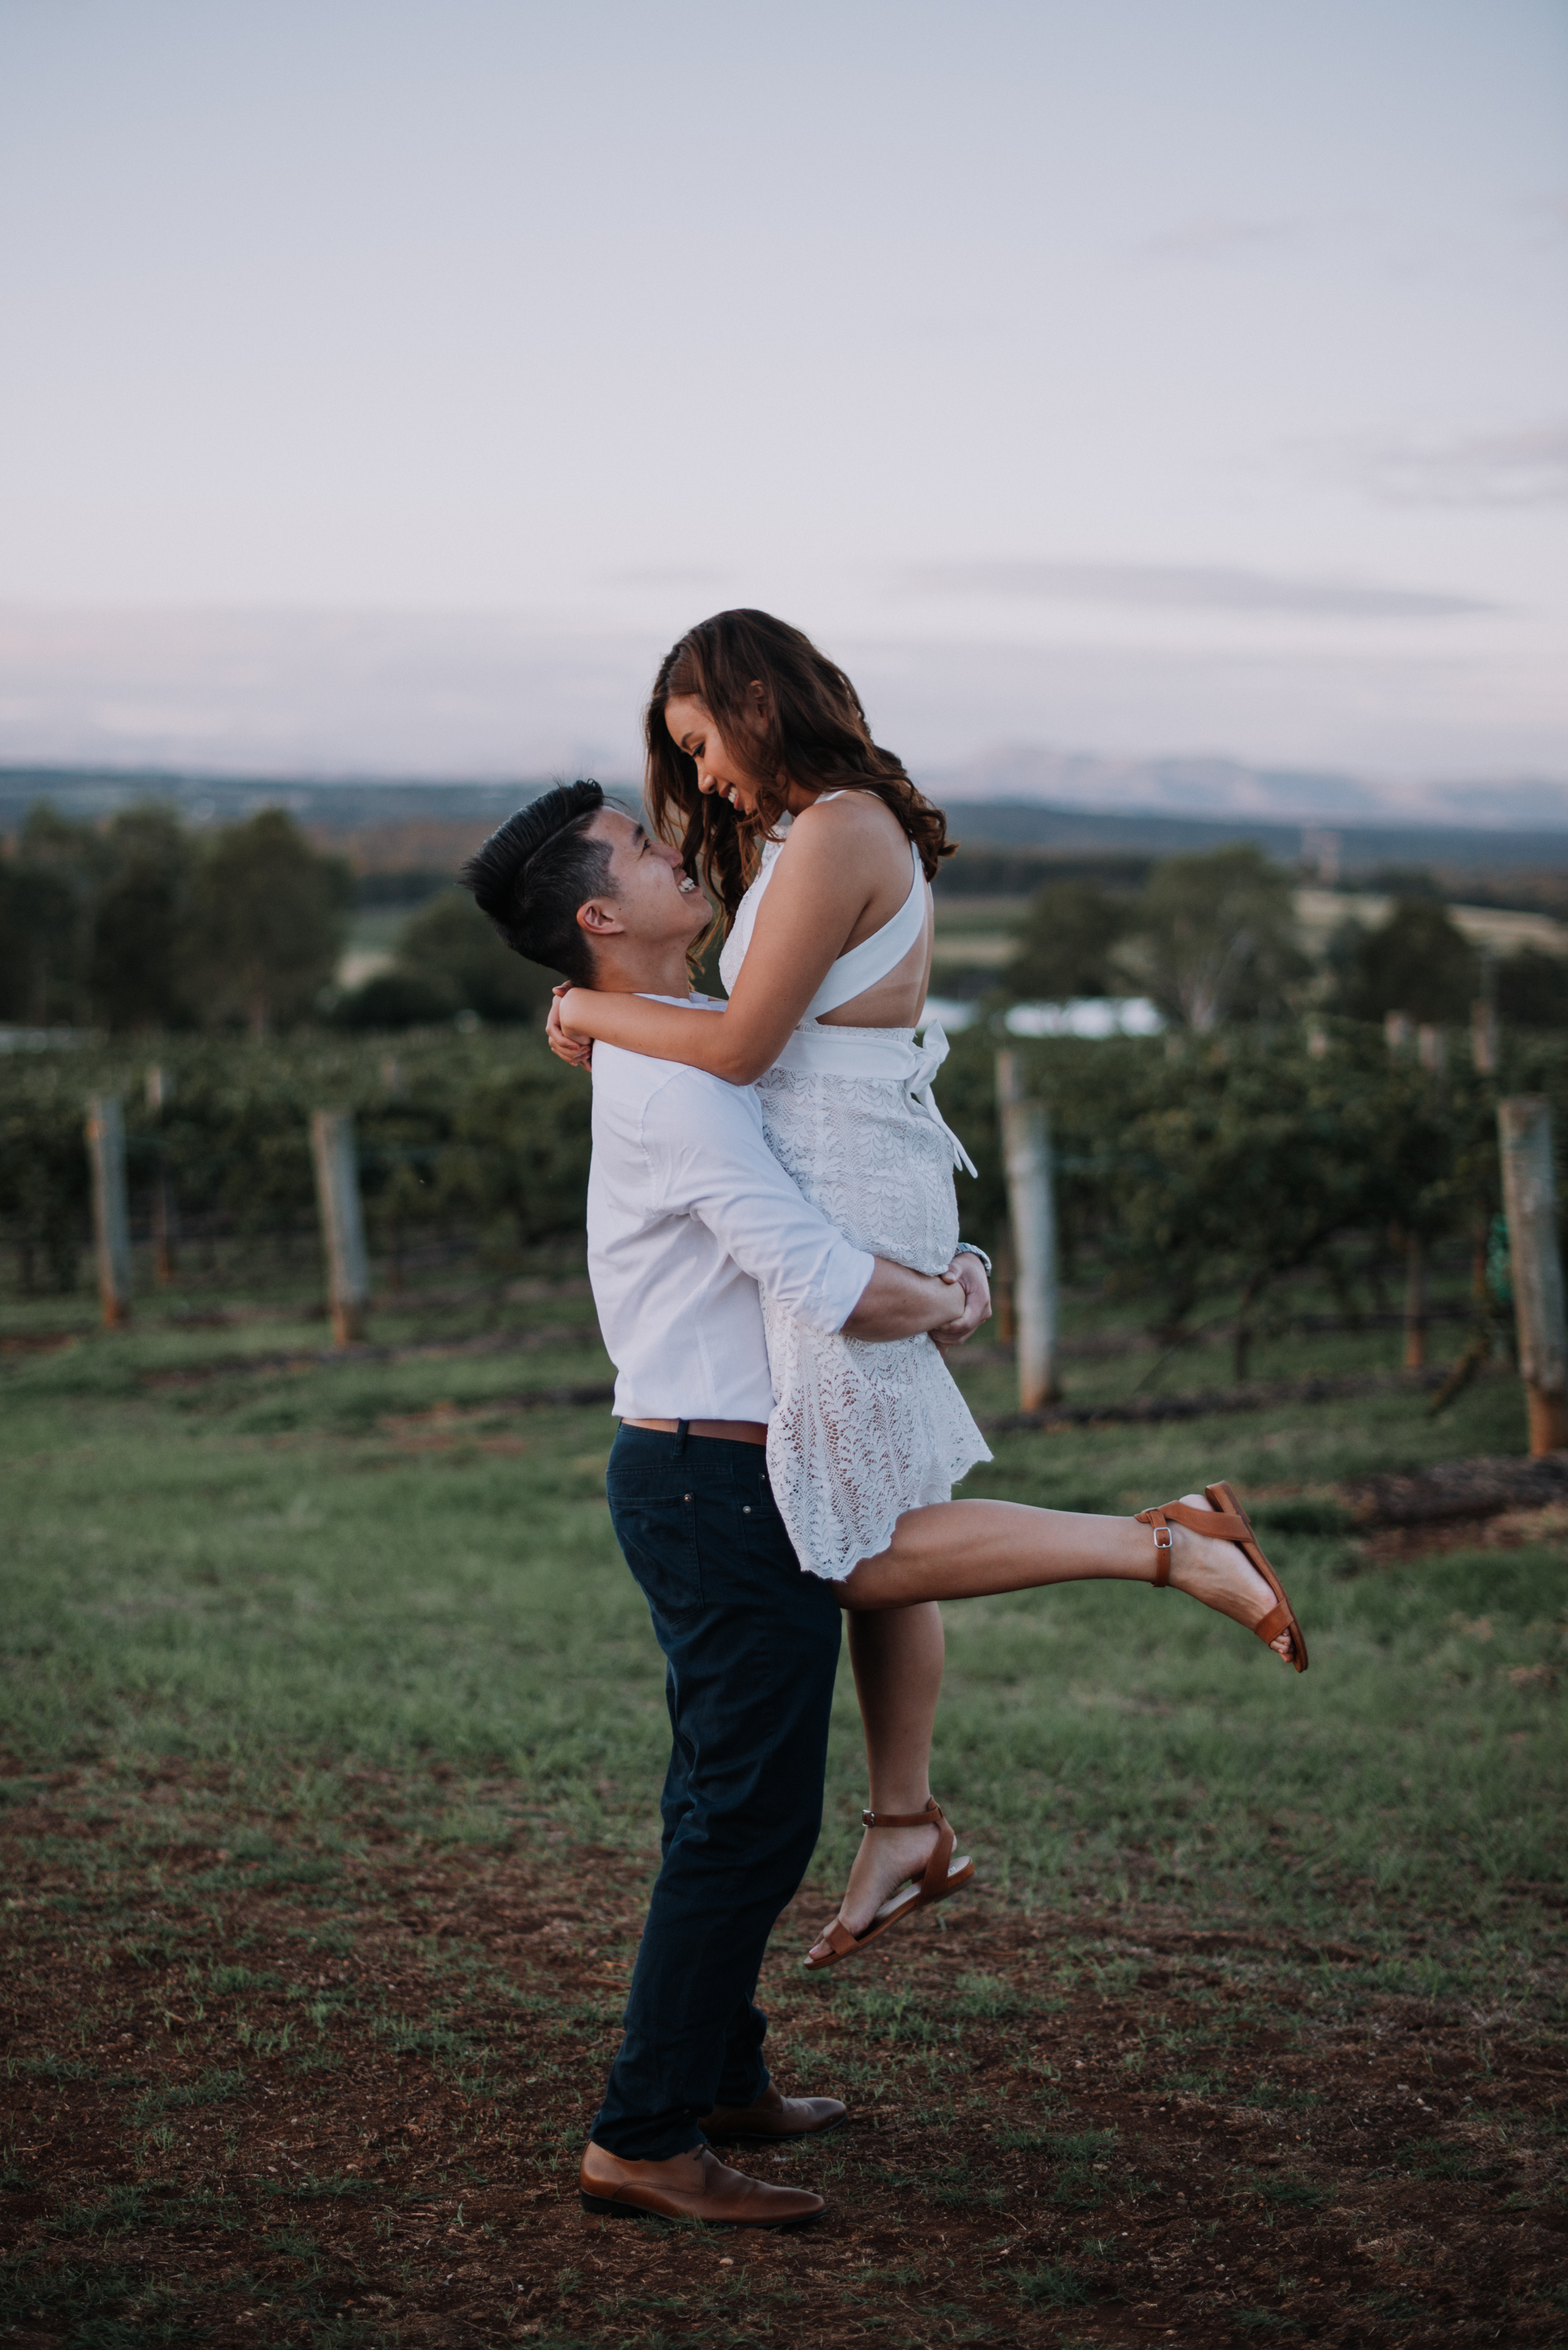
[581,807,707,955]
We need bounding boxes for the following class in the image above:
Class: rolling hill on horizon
[931,745,1568,834]
[4,759,1568,879]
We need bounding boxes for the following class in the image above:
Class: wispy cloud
[897,561,1496,620]
[2,606,1562,784]
[1347,420,1568,508]
[1136,215,1303,263]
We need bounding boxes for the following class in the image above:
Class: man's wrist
[953,1241,992,1275]
[926,1270,964,1329]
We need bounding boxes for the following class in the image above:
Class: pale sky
[1,0,1564,801]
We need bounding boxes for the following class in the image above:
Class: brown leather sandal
[1136,1480,1308,1672]
[802,1798,975,1972]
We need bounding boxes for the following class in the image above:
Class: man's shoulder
[592,1029,756,1119]
[595,1044,755,1122]
[588,993,758,1154]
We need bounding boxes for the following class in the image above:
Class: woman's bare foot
[1162,1492,1298,1664]
[803,1810,968,1967]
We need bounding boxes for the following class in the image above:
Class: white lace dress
[719,818,992,1580]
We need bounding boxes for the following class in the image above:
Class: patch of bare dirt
[1,1772,1564,2347]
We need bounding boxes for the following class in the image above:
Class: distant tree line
[0,800,553,1036]
[7,801,1564,1043]
[1001,845,1568,1033]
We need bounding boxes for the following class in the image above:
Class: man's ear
[576,897,623,937]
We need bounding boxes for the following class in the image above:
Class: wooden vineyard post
[995,1050,1061,1410]
[146,1064,176,1283]
[1403,1233,1427,1369]
[992,1227,1015,1349]
[1471,999,1498,1077]
[1401,1029,1449,1368]
[85,1095,133,1328]
[1497,1097,1568,1455]
[310,1109,369,1345]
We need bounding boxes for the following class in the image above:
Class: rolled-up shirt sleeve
[644,1069,874,1334]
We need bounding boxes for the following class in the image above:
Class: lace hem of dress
[762,1314,993,1582]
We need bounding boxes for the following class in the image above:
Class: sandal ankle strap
[860,1798,956,1900]
[1136,1496,1253,1590]
[861,1799,945,1829]
[1136,1506,1174,1588]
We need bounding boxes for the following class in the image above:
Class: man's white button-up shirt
[585,1002,874,1424]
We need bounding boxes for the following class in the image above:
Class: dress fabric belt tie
[909,1022,980,1178]
[770,1018,978,1179]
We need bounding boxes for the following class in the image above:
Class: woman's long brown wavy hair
[644,609,955,935]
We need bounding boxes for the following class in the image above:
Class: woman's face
[664,693,765,817]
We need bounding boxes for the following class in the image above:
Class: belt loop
[675,1419,689,1455]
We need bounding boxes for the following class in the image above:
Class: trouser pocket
[607,1481,703,1623]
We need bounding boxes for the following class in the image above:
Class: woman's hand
[931,1253,992,1350]
[546,986,594,1070]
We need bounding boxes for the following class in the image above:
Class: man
[462,782,987,2230]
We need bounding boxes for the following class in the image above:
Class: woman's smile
[662,690,760,814]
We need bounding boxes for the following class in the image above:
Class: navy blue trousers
[591,1426,843,2161]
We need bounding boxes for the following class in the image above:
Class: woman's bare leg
[802,1494,1290,1966]
[839,1494,1296,1663]
[805,1603,951,1963]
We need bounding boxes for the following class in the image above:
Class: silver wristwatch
[952,1241,992,1274]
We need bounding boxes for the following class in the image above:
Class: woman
[551,610,1305,1969]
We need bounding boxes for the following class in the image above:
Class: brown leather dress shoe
[699,2081,847,2141]
[580,2140,825,2228]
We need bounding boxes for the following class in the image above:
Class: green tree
[1496,946,1568,1029]
[1002,880,1128,1001]
[1,799,203,1031]
[332,967,458,1031]
[1123,846,1307,1031]
[188,810,351,1036]
[87,804,198,1031]
[0,855,76,1026]
[1105,1041,1458,1364]
[393,891,554,1023]
[0,805,104,1025]
[1330,898,1478,1026]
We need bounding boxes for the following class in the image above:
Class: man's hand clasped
[934,1253,990,1349]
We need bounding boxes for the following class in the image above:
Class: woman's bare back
[756,789,935,1029]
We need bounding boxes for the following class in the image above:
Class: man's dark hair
[459,781,612,989]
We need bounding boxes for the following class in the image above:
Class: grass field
[3,1258,1565,2347]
